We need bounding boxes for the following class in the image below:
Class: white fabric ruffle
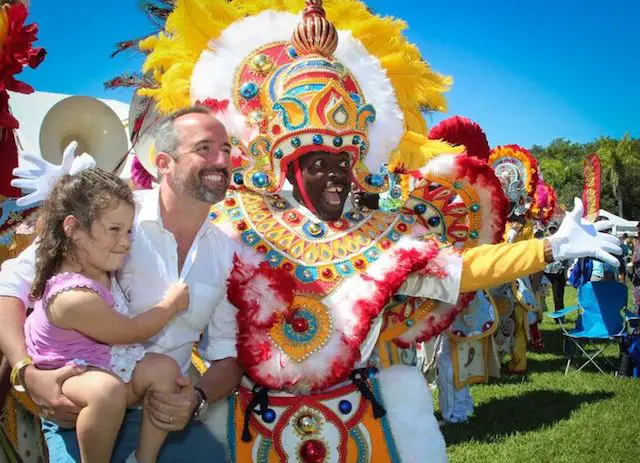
[109,278,146,383]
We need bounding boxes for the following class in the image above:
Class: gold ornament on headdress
[291,0,338,57]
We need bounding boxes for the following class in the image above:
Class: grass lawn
[441,285,640,463]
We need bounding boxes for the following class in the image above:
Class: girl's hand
[164,282,190,313]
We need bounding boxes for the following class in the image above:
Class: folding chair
[546,281,627,375]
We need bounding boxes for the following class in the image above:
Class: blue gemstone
[233,172,244,184]
[274,148,284,159]
[414,204,427,214]
[288,46,298,58]
[454,181,463,189]
[312,134,323,145]
[470,204,480,212]
[352,135,361,145]
[252,172,270,188]
[405,319,415,327]
[240,82,259,99]
[291,137,301,148]
[333,136,343,147]
[366,174,384,187]
[360,142,367,152]
[470,230,479,239]
[338,400,353,414]
[262,408,276,423]
[428,216,441,228]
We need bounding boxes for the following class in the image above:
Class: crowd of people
[0,1,631,462]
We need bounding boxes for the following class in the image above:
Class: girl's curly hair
[29,168,134,301]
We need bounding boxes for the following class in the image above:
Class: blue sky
[19,0,639,148]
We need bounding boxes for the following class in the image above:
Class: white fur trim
[190,11,404,172]
[378,365,447,462]
[240,235,439,392]
[201,396,229,446]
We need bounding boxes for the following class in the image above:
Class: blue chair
[546,281,627,375]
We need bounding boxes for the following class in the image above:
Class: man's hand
[147,375,197,431]
[548,198,622,266]
[22,364,85,427]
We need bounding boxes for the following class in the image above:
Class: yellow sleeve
[460,239,546,293]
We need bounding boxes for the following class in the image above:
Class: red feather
[428,116,491,160]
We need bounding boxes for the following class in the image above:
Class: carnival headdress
[131,0,457,191]
[489,144,539,218]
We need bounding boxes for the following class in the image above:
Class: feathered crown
[236,2,382,193]
[532,181,557,224]
[489,144,539,217]
[129,0,457,189]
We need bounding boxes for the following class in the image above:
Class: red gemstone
[299,439,327,463]
[397,223,408,232]
[354,260,365,269]
[291,317,309,333]
[381,240,391,249]
[282,262,294,271]
[272,124,282,135]
[236,222,247,231]
[257,245,268,254]
[225,198,236,207]
[322,268,333,278]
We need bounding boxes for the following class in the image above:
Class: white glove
[11,141,96,207]
[548,198,622,267]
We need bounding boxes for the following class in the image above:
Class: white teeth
[326,186,344,193]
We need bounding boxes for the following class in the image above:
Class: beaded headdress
[237,1,382,194]
[132,0,455,194]
[489,144,540,218]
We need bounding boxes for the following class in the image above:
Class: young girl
[25,168,189,463]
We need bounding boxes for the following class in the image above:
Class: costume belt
[240,367,386,443]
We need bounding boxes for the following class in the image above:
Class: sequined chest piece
[212,190,419,363]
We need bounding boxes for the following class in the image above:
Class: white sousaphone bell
[39,96,129,173]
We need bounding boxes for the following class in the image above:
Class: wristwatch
[192,386,209,421]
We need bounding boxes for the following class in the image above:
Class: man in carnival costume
[488,145,556,374]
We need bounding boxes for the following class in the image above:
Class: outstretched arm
[460,240,548,293]
[461,199,622,293]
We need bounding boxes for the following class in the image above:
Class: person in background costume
[0,2,47,461]
[488,145,551,372]
[121,1,620,461]
[423,117,503,424]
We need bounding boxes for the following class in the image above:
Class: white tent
[597,209,638,237]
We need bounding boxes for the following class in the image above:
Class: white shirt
[0,187,240,374]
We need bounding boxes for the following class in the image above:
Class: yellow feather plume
[389,130,463,172]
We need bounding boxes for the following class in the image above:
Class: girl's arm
[48,283,188,345]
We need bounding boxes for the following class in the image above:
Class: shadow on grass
[441,389,614,446]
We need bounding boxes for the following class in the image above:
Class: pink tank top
[25,273,113,371]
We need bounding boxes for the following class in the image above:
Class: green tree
[531,134,640,220]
